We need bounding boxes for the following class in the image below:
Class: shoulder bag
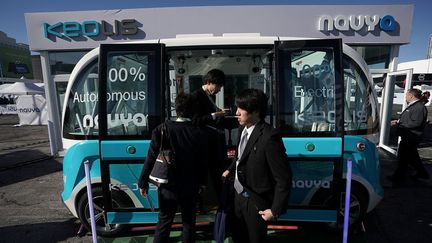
[149,122,175,187]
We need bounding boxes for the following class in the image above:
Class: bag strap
[159,122,165,151]
[159,121,171,151]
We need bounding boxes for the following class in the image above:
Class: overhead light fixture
[177,56,186,74]
[252,55,261,73]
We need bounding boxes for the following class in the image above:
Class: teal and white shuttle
[61,35,383,236]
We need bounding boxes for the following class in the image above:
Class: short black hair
[175,93,195,118]
[235,89,268,119]
[203,69,225,86]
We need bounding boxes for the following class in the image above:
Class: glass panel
[343,56,379,134]
[350,45,391,69]
[377,73,416,151]
[383,74,408,149]
[55,82,68,115]
[105,51,152,136]
[49,51,88,75]
[63,61,99,138]
[167,48,273,146]
[279,49,336,135]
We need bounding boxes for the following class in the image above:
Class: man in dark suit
[191,69,229,207]
[138,93,209,243]
[192,68,227,127]
[222,89,292,243]
[389,88,429,182]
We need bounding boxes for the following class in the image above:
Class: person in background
[192,68,227,127]
[138,93,209,243]
[421,91,430,105]
[389,88,429,183]
[191,69,229,208]
[222,89,292,243]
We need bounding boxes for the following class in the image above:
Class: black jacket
[191,88,229,169]
[138,120,209,190]
[397,100,428,142]
[228,120,292,217]
[192,88,221,128]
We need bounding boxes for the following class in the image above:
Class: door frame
[274,39,345,223]
[98,43,166,218]
[378,69,413,155]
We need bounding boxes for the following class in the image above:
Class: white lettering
[89,93,98,103]
[139,91,146,100]
[94,114,99,129]
[364,15,379,31]
[295,110,367,124]
[318,15,333,31]
[72,91,146,103]
[83,114,94,128]
[294,86,303,98]
[73,92,80,103]
[292,180,331,189]
[82,113,148,130]
[133,113,147,126]
[334,15,349,31]
[110,92,123,102]
[319,14,387,32]
[349,15,364,31]
[293,86,334,98]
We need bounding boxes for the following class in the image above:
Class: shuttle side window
[277,52,379,136]
[278,50,337,135]
[104,51,157,138]
[63,60,99,139]
[343,55,379,135]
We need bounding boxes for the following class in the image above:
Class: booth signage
[43,19,139,39]
[319,15,396,32]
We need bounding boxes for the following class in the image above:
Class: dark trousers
[394,138,428,178]
[209,129,229,197]
[154,187,198,243]
[231,193,267,243]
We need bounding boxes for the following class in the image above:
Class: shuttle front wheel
[77,186,130,237]
[311,183,368,230]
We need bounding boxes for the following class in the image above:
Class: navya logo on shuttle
[318,15,396,32]
[43,19,139,39]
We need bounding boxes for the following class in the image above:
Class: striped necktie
[234,130,248,194]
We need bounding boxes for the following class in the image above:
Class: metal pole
[84,160,98,243]
[342,159,353,243]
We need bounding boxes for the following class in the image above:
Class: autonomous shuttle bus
[61,35,383,236]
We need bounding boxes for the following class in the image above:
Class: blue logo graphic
[43,19,139,39]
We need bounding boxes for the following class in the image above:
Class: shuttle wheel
[311,183,368,230]
[77,186,130,237]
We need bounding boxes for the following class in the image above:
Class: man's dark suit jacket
[192,88,220,127]
[228,120,292,217]
[397,100,428,143]
[191,88,228,178]
[138,120,209,190]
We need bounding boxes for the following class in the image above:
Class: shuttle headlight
[356,142,366,151]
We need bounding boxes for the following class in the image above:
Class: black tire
[311,183,368,230]
[77,186,131,237]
